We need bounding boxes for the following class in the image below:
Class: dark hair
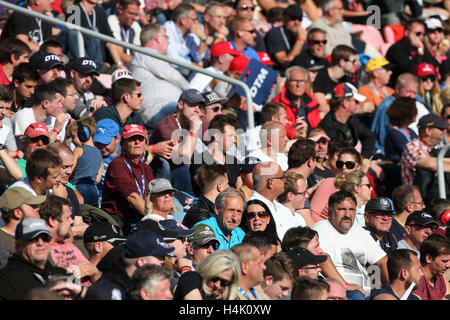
[171,2,195,22]
[40,40,63,52]
[330,44,356,66]
[337,147,362,164]
[307,27,327,42]
[264,251,298,282]
[208,114,239,132]
[51,77,75,95]
[261,102,284,124]
[12,62,39,83]
[292,277,330,300]
[0,38,30,64]
[281,226,318,252]
[33,83,64,106]
[242,230,278,254]
[241,199,278,238]
[328,190,356,210]
[392,185,420,214]
[387,249,417,282]
[39,195,70,223]
[427,198,450,222]
[111,78,141,104]
[0,85,14,102]
[406,18,426,31]
[287,138,316,169]
[26,148,62,181]
[327,136,351,159]
[118,0,140,9]
[194,164,228,194]
[266,7,284,24]
[419,233,450,265]
[386,97,418,127]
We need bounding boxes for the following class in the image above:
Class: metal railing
[437,144,450,199]
[0,0,255,128]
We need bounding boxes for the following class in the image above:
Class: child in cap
[69,117,103,207]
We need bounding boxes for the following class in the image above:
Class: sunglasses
[336,160,358,169]
[247,211,268,219]
[30,234,51,243]
[196,242,218,250]
[207,106,222,112]
[310,40,327,45]
[292,191,307,196]
[271,175,286,181]
[238,5,255,11]
[129,92,142,98]
[242,29,256,34]
[65,92,79,98]
[210,276,232,287]
[289,16,302,22]
[361,183,372,189]
[422,75,436,82]
[346,58,358,65]
[415,31,425,36]
[30,136,50,145]
[154,190,176,197]
[446,115,450,119]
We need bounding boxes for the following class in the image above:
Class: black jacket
[182,196,215,229]
[319,111,375,159]
[0,254,66,300]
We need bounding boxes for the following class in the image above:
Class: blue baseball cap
[124,230,175,258]
[93,119,120,145]
[179,89,205,105]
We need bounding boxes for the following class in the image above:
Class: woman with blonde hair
[174,250,241,300]
[334,170,372,227]
[416,63,441,112]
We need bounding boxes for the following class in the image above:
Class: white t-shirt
[312,219,386,295]
[250,190,306,241]
[9,178,53,196]
[248,149,288,171]
[189,66,222,93]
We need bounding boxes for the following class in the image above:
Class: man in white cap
[318,82,375,160]
[0,217,67,300]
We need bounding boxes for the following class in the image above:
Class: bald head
[253,162,282,192]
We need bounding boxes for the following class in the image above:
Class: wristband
[180,266,192,273]
[297,38,305,43]
[344,282,349,288]
[117,61,124,65]
[15,150,20,158]
[52,128,60,135]
[151,144,156,154]
[188,131,195,138]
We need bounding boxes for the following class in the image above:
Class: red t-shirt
[101,154,154,219]
[0,64,11,85]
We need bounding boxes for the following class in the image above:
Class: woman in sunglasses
[334,170,372,227]
[174,249,241,300]
[311,147,365,222]
[241,199,278,239]
[416,63,440,111]
[143,178,183,223]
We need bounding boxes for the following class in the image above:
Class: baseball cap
[308,131,330,143]
[425,17,443,31]
[83,221,126,245]
[257,51,276,66]
[229,55,250,73]
[302,58,325,72]
[239,156,261,174]
[418,113,448,130]
[179,89,206,105]
[364,57,393,73]
[134,219,195,242]
[15,217,52,240]
[111,69,133,83]
[0,187,46,212]
[203,91,228,106]
[406,210,439,228]
[93,119,120,145]
[283,4,303,18]
[30,51,63,70]
[69,57,100,76]
[148,178,177,194]
[189,224,220,248]
[416,63,436,77]
[365,197,395,215]
[124,230,175,258]
[122,124,147,140]
[210,41,242,57]
[333,82,366,102]
[286,247,327,269]
[24,123,50,139]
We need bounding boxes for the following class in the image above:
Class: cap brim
[26,132,50,138]
[313,254,328,264]
[196,238,220,246]
[307,65,325,72]
[353,92,366,102]
[93,134,114,145]
[308,133,330,142]
[25,195,47,206]
[123,133,146,140]
[178,229,195,238]
[107,237,127,245]
[21,230,52,240]
[206,98,228,106]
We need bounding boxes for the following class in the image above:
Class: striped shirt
[400,137,433,185]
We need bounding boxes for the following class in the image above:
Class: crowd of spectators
[0,0,449,301]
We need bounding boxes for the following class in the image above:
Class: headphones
[77,119,90,143]
[440,210,450,225]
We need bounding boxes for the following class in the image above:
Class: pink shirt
[50,241,89,268]
[310,177,337,223]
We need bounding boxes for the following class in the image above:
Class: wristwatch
[0,144,5,151]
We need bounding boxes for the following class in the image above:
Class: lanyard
[80,3,96,29]
[124,159,146,198]
[238,287,257,300]
[121,26,131,55]
[398,127,412,143]
[279,27,291,51]
[174,114,182,131]
[368,83,388,99]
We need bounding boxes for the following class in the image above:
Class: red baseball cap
[24,123,50,138]
[210,41,241,57]
[122,124,147,140]
[416,63,435,77]
[333,82,366,102]
[257,51,275,66]
[230,55,250,72]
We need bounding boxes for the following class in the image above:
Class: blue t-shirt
[370,283,419,300]
[194,216,245,250]
[70,145,103,184]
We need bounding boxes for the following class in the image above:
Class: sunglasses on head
[210,276,232,287]
[238,5,255,11]
[247,211,268,219]
[336,160,357,169]
[310,40,327,45]
[422,75,436,82]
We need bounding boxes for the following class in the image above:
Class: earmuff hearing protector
[440,210,450,225]
[77,119,90,143]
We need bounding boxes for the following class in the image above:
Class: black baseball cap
[365,197,395,215]
[83,221,126,245]
[30,51,63,70]
[406,210,439,228]
[283,4,303,19]
[286,247,327,269]
[69,57,100,76]
[133,219,195,242]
